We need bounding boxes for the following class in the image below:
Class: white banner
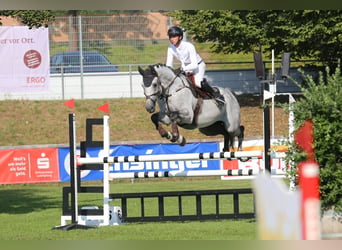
[0,26,50,92]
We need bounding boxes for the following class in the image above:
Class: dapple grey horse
[138,64,244,152]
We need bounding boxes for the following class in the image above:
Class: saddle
[186,75,210,98]
[174,69,212,100]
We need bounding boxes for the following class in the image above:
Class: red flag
[294,119,314,160]
[64,99,75,109]
[97,103,109,113]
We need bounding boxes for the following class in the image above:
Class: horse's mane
[151,63,175,73]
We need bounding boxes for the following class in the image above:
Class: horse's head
[138,65,161,113]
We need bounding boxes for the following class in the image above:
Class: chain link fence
[49,13,173,71]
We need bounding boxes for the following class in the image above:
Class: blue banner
[110,142,219,173]
[58,147,104,182]
[58,142,219,182]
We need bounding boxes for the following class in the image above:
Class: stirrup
[213,89,225,104]
[215,96,226,104]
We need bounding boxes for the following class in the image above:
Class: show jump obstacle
[53,110,284,230]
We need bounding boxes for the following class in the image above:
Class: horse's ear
[149,65,157,75]
[138,66,145,76]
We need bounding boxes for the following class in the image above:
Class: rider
[165,26,225,104]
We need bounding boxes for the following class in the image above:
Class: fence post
[129,64,133,97]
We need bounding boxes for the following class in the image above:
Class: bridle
[142,74,162,104]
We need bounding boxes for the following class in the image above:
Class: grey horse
[138,64,244,152]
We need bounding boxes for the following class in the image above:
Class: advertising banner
[58,147,104,182]
[0,148,59,184]
[220,139,288,179]
[0,26,50,92]
[58,142,219,182]
[110,142,219,173]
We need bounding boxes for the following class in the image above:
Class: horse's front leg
[151,113,172,140]
[170,122,186,146]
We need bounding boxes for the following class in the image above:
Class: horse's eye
[153,83,157,88]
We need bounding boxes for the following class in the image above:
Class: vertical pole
[271,93,275,139]
[69,113,78,223]
[263,106,271,173]
[299,161,321,239]
[288,94,295,141]
[271,49,275,139]
[78,16,84,99]
[295,119,321,239]
[129,64,133,98]
[288,94,296,191]
[61,71,65,100]
[103,115,110,225]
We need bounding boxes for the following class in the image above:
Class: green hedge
[286,66,342,212]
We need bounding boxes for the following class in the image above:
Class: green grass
[0,178,257,240]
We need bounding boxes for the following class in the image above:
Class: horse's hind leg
[237,125,245,151]
[222,131,232,152]
[222,136,230,152]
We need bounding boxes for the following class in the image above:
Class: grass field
[0,178,257,240]
[0,95,290,146]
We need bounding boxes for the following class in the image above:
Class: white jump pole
[110,168,286,180]
[102,115,110,226]
[77,150,263,165]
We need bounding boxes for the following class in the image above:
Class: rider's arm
[166,46,174,67]
[182,42,199,72]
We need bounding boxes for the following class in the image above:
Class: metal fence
[49,14,172,71]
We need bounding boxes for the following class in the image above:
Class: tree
[171,10,342,68]
[0,10,55,28]
[286,66,342,212]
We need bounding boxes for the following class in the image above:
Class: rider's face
[169,36,182,47]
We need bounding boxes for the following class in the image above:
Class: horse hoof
[170,135,178,143]
[161,132,172,140]
[179,136,186,146]
[170,133,180,143]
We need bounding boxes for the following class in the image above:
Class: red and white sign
[220,139,288,180]
[0,26,50,92]
[0,148,59,184]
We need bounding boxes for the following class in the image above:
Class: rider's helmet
[167,26,184,39]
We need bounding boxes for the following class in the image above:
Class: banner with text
[0,148,59,184]
[58,142,219,182]
[220,138,288,180]
[0,26,50,92]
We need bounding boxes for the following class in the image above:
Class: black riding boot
[201,79,225,104]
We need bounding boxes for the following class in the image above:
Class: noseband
[143,75,162,103]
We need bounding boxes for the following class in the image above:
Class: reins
[158,68,203,126]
